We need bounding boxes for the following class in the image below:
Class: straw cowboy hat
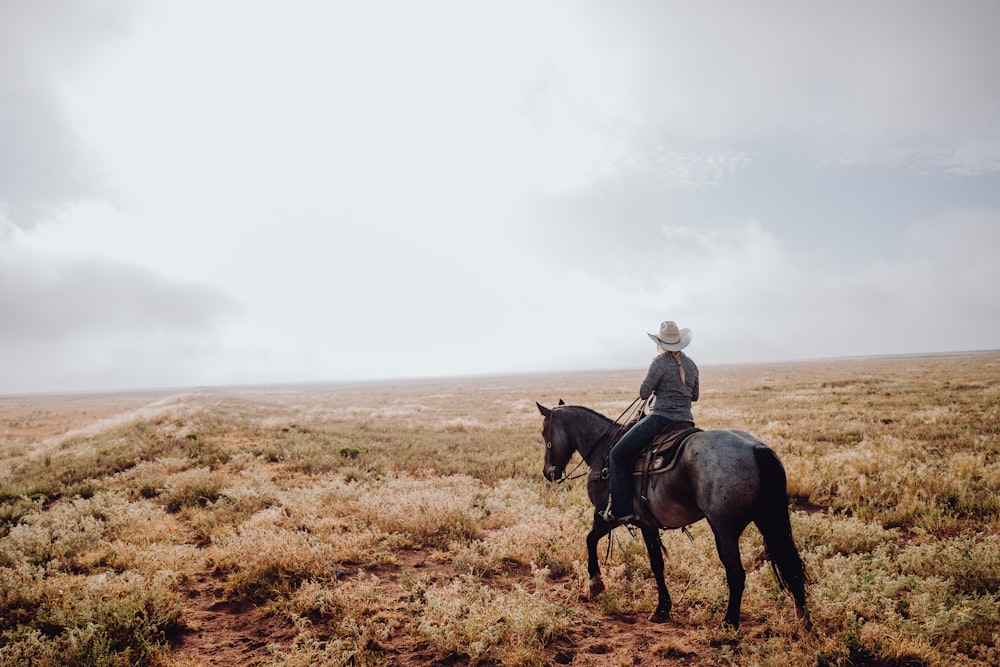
[648,321,692,351]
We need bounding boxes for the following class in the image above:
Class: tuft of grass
[210,525,339,602]
[0,568,182,666]
[416,574,574,666]
[350,473,487,549]
[0,491,171,571]
[160,467,226,513]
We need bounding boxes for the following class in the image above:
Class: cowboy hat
[647,321,692,351]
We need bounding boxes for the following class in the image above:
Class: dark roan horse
[537,401,809,629]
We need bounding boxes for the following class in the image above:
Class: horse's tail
[752,445,808,610]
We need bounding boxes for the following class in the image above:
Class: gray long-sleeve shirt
[639,352,699,422]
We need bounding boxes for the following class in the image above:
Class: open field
[1,352,999,666]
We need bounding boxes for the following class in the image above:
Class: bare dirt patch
[169,570,298,666]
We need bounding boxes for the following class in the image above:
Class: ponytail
[670,350,686,385]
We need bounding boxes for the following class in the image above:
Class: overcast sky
[2,0,999,395]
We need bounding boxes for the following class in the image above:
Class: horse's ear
[558,399,566,405]
[536,402,551,417]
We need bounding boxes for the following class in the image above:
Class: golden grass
[1,353,998,665]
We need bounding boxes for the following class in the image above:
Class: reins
[555,396,646,484]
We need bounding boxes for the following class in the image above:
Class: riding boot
[600,498,635,524]
[608,413,668,522]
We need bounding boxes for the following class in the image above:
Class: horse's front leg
[641,527,672,623]
[585,511,613,598]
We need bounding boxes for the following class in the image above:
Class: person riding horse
[537,399,809,627]
[603,321,699,524]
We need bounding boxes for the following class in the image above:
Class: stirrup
[601,499,634,524]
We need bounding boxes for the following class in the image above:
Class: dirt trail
[1,389,193,456]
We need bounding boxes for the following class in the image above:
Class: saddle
[629,422,701,475]
[630,421,702,522]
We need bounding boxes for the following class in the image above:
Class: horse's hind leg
[585,513,613,598]
[711,524,746,629]
[641,527,671,623]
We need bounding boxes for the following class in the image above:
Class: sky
[2,0,999,395]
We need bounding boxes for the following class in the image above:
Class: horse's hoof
[648,610,670,624]
[588,578,605,598]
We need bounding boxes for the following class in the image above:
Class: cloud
[1,1,996,394]
[515,0,1000,287]
[629,208,1000,364]
[0,233,241,393]
[0,1,250,393]
[517,0,1000,185]
[0,1,137,228]
[439,207,1000,375]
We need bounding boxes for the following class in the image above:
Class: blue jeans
[608,413,670,517]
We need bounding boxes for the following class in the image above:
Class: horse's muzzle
[543,465,563,482]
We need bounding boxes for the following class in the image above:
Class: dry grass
[1,353,999,665]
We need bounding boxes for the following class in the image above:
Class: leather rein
[547,397,645,484]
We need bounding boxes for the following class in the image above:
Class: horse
[536,401,808,629]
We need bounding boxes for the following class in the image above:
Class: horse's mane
[559,405,608,419]
[557,404,615,425]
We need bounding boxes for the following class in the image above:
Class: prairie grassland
[1,353,999,666]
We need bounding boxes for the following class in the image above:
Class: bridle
[545,397,645,484]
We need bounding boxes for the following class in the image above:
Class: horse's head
[536,400,572,482]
